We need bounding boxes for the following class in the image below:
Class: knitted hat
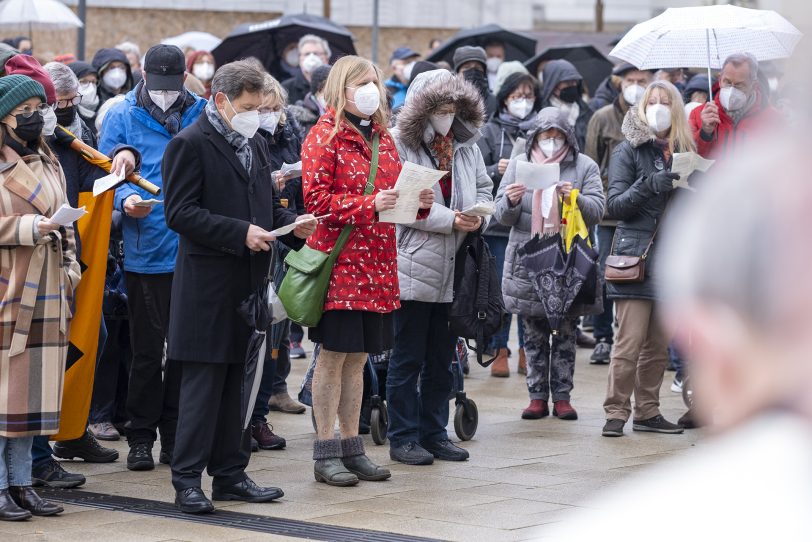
[453,45,487,73]
[493,60,529,95]
[310,64,331,94]
[0,75,47,121]
[0,43,19,77]
[5,55,56,105]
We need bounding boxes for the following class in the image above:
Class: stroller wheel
[370,402,388,446]
[454,399,479,441]
[311,408,317,432]
[682,376,694,409]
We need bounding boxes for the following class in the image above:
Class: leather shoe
[52,430,119,463]
[0,489,31,521]
[175,487,214,514]
[342,454,391,481]
[269,392,306,414]
[389,442,433,466]
[212,477,284,503]
[314,458,359,486]
[9,486,62,516]
[420,439,469,462]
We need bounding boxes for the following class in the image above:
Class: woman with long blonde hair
[601,80,693,438]
[301,55,433,486]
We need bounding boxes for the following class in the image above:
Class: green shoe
[314,458,359,487]
[342,454,391,481]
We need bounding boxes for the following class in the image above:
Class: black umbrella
[426,24,537,66]
[524,44,613,97]
[518,234,599,335]
[212,13,356,81]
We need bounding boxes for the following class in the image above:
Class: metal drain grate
[40,489,446,542]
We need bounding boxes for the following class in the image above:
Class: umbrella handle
[706,29,713,102]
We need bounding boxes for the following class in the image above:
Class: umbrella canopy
[609,5,802,70]
[525,44,613,97]
[426,24,537,66]
[212,13,356,80]
[163,31,222,53]
[0,0,83,29]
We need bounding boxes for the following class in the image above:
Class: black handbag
[449,230,505,367]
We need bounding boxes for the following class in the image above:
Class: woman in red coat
[302,55,433,487]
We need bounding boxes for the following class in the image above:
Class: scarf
[136,81,194,136]
[550,96,580,128]
[5,133,38,157]
[429,132,454,205]
[729,89,759,126]
[530,141,570,238]
[205,98,252,172]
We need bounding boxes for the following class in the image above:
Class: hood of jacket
[396,69,486,150]
[524,106,580,158]
[621,106,655,149]
[683,74,715,102]
[92,48,134,90]
[540,59,583,104]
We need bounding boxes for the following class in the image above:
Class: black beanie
[310,65,331,95]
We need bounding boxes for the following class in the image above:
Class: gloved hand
[647,170,680,194]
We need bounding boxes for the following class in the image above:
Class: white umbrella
[609,4,802,99]
[163,31,222,52]
[0,0,83,30]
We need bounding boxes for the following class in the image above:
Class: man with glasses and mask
[282,34,331,105]
[99,44,206,475]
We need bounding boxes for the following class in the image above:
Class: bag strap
[328,133,380,263]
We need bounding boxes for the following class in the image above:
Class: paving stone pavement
[8,337,700,541]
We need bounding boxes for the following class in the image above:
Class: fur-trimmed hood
[621,106,655,149]
[394,69,486,151]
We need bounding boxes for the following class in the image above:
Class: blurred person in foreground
[541,126,812,542]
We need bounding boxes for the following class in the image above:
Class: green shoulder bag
[278,133,380,327]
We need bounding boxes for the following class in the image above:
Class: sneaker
[633,415,684,434]
[52,430,119,463]
[670,378,684,393]
[553,400,578,420]
[602,419,625,437]
[389,442,434,465]
[590,340,612,364]
[88,422,120,441]
[250,421,286,450]
[421,439,469,462]
[32,459,86,489]
[521,399,549,419]
[290,341,306,359]
[127,442,155,471]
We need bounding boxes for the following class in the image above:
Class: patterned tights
[311,349,368,441]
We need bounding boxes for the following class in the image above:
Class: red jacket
[302,111,402,313]
[689,85,781,159]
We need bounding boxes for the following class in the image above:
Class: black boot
[52,430,119,463]
[9,486,62,516]
[341,436,390,481]
[0,489,30,521]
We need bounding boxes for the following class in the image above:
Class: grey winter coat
[494,108,605,318]
[392,70,494,304]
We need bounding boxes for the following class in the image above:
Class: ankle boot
[0,489,31,521]
[490,348,510,377]
[341,436,391,481]
[313,439,358,487]
[517,348,527,375]
[10,486,63,516]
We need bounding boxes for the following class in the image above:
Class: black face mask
[12,113,44,143]
[558,86,580,104]
[55,106,76,127]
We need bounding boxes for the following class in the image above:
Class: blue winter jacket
[99,90,206,274]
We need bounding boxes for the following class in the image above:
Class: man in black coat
[162,60,315,514]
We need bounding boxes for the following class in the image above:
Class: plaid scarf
[429,133,453,204]
[205,98,252,172]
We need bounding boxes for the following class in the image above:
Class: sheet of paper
[269,214,327,237]
[280,161,302,178]
[379,161,447,224]
[92,165,126,197]
[50,204,87,226]
[133,199,162,208]
[461,201,495,217]
[671,152,715,190]
[515,161,560,191]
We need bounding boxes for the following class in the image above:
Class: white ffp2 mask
[429,113,454,136]
[348,82,380,116]
[226,96,260,139]
[646,103,672,133]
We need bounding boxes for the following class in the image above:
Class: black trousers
[124,272,181,446]
[171,360,251,491]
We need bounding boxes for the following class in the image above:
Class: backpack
[448,231,505,367]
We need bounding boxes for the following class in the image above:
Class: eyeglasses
[12,103,51,119]
[55,95,82,109]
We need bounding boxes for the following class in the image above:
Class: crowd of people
[0,28,787,519]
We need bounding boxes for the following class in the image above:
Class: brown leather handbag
[604,225,660,284]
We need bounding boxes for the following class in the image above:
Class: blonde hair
[262,73,288,125]
[637,80,695,154]
[321,55,389,144]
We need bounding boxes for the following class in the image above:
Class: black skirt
[309,310,394,354]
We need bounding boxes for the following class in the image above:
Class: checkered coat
[0,146,80,437]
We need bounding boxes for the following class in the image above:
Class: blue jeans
[0,436,34,489]
[485,234,525,350]
[669,343,685,381]
[593,225,616,343]
[251,320,291,423]
[387,301,456,449]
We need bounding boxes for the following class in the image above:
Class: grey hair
[722,52,759,81]
[116,41,141,58]
[298,34,331,59]
[43,61,79,95]
[210,60,272,100]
